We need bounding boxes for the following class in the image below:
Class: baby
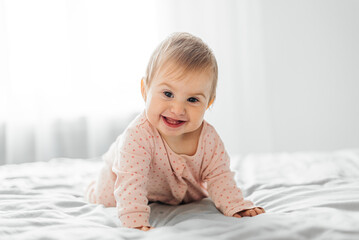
[85,32,265,231]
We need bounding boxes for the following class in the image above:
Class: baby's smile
[161,115,187,128]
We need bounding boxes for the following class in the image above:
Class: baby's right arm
[111,125,154,228]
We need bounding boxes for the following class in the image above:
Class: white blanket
[1,149,359,240]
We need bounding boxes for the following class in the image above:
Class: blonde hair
[144,32,218,104]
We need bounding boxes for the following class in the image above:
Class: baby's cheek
[147,113,160,130]
[193,111,205,127]
[147,98,163,116]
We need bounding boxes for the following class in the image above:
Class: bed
[1,148,359,239]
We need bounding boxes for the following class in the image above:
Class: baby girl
[85,32,265,231]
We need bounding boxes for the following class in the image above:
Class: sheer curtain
[2,0,258,165]
[0,0,162,164]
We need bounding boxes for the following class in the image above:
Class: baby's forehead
[155,61,213,83]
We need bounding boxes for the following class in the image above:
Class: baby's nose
[170,101,185,116]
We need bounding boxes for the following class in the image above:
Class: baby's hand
[133,226,155,231]
[233,207,265,218]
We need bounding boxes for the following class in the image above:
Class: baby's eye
[188,97,199,103]
[163,91,173,98]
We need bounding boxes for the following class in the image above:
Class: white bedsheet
[1,149,359,240]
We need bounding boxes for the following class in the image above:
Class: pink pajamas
[85,111,254,228]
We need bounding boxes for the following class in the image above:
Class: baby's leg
[84,160,117,207]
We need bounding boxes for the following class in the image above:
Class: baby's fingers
[239,209,255,217]
[247,209,257,216]
[254,207,265,215]
[134,226,155,231]
[142,226,155,231]
[233,213,242,218]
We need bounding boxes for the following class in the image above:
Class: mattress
[1,149,359,240]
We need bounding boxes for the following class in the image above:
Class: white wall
[162,0,359,154]
[259,0,359,152]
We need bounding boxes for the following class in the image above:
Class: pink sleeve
[201,127,255,217]
[112,124,153,228]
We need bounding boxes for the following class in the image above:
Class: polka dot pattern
[84,111,254,228]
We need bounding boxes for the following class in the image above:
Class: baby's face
[143,64,213,140]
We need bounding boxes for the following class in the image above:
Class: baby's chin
[164,122,204,138]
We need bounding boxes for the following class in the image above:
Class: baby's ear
[141,78,147,102]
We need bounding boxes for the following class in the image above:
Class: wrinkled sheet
[1,149,359,240]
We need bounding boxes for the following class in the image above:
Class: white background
[0,0,358,164]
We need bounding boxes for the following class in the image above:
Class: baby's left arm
[201,127,265,218]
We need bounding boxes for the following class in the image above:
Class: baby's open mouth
[162,116,186,128]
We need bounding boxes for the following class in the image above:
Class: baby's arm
[201,127,264,217]
[202,152,256,217]
[111,126,154,229]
